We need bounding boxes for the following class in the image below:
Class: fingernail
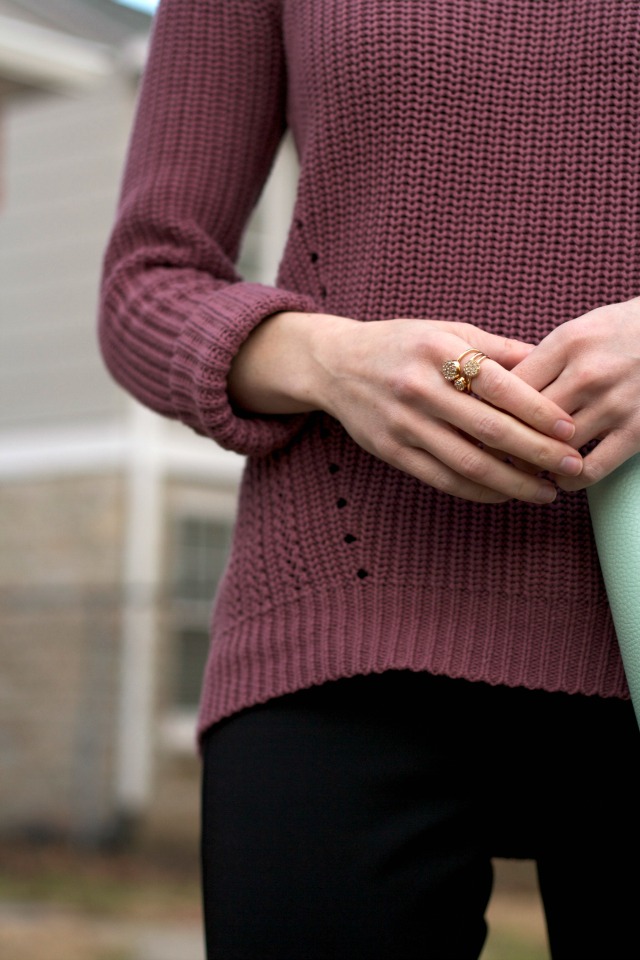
[554,420,575,441]
[559,455,583,477]
[535,485,557,504]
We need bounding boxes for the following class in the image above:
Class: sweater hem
[196,581,628,748]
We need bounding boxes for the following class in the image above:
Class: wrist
[227,310,358,416]
[303,312,360,415]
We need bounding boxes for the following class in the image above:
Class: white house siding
[0,79,134,428]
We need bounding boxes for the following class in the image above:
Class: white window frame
[161,486,238,753]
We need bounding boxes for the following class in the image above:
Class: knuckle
[571,358,593,384]
[481,364,511,401]
[376,432,404,464]
[534,444,557,470]
[389,368,423,404]
[380,409,405,440]
[430,467,503,503]
[470,411,504,446]
[582,459,606,485]
[527,398,550,425]
[457,448,490,482]
[512,476,536,501]
[429,468,456,495]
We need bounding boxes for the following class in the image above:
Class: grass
[0,840,202,959]
[0,917,135,960]
[0,839,201,920]
[0,841,549,960]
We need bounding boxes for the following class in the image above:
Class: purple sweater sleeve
[98,0,318,456]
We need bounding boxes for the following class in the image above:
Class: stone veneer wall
[0,473,125,841]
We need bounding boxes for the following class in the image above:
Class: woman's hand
[511,297,640,490]
[229,311,583,504]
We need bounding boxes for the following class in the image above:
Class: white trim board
[0,418,245,482]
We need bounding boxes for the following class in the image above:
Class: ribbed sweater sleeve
[98,0,318,456]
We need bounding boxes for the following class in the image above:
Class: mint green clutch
[587,453,640,730]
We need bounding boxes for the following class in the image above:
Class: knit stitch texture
[99,0,638,743]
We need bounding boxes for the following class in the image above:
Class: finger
[396,445,510,503]
[414,422,559,503]
[438,372,583,478]
[460,436,532,475]
[529,371,592,422]
[561,405,610,452]
[468,357,576,440]
[396,441,555,504]
[510,332,568,391]
[484,448,541,476]
[554,432,640,491]
[447,324,536,371]
[541,387,623,454]
[510,457,541,476]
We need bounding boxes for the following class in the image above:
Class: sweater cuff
[170,281,319,457]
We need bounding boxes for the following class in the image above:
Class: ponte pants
[200,669,640,960]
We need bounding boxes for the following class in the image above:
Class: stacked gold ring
[442,349,488,393]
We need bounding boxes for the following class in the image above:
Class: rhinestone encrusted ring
[441,348,488,393]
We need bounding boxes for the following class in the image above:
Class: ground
[0,841,548,960]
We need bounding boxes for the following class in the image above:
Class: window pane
[175,627,210,708]
[170,516,233,708]
[173,518,232,601]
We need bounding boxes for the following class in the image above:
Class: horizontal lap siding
[0,83,134,427]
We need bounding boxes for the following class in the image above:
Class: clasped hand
[317,298,640,504]
[317,315,581,505]
[511,296,640,492]
[228,298,640,505]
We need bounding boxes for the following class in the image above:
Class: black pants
[200,670,640,959]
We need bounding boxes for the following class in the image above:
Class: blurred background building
[0,0,298,850]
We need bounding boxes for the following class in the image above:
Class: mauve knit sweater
[99,0,637,742]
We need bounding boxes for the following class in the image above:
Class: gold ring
[441,348,479,383]
[442,348,488,392]
[462,353,488,385]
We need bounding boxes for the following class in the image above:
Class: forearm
[98,0,321,459]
